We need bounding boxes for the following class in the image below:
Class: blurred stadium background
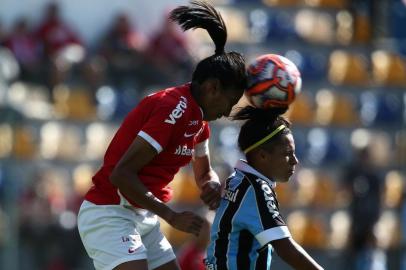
[0,0,405,269]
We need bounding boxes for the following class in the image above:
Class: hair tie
[243,125,286,154]
[215,48,224,55]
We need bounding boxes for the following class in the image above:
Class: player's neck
[190,83,204,108]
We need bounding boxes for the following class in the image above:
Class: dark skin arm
[192,155,222,210]
[110,136,203,236]
[271,237,324,270]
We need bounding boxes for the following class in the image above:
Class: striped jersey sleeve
[236,175,291,247]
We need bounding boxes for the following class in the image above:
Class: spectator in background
[98,13,148,90]
[3,17,41,83]
[35,3,82,59]
[35,2,85,92]
[343,145,386,270]
[18,167,85,270]
[146,12,194,85]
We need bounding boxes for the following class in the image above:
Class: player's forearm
[273,238,324,270]
[110,170,175,222]
[195,168,220,188]
[285,251,324,270]
[192,155,220,189]
[283,242,323,270]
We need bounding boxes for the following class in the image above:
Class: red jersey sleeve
[194,121,210,144]
[138,94,187,153]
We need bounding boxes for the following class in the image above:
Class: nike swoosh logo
[128,247,140,254]
[184,132,197,138]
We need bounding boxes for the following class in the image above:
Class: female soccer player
[77,2,246,270]
[205,106,324,270]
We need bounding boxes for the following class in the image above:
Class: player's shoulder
[147,84,191,104]
[146,85,193,114]
[234,169,260,187]
[238,171,277,197]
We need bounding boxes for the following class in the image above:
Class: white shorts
[77,200,176,270]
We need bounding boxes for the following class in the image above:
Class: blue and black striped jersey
[205,160,291,270]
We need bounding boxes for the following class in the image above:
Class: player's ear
[257,148,269,161]
[202,78,221,98]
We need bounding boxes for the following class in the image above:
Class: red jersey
[85,84,210,207]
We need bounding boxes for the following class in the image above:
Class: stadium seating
[384,170,404,208]
[304,0,348,9]
[0,123,13,158]
[314,89,359,126]
[371,50,406,87]
[12,125,36,159]
[394,130,406,166]
[53,85,96,121]
[329,210,350,249]
[389,0,406,40]
[359,92,403,126]
[328,50,369,86]
[285,50,328,81]
[285,92,315,124]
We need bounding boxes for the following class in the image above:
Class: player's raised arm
[110,135,204,236]
[272,237,324,270]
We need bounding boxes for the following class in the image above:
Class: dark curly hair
[170,1,247,92]
[232,106,291,154]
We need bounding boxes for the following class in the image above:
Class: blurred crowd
[0,2,195,101]
[0,0,405,270]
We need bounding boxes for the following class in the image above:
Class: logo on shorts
[122,235,142,254]
[128,247,139,254]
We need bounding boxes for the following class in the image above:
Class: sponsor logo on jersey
[164,96,187,124]
[189,120,199,126]
[204,259,215,270]
[223,189,239,203]
[255,178,280,218]
[174,145,194,156]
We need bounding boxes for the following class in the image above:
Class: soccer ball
[245,54,302,109]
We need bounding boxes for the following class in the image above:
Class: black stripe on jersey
[237,229,254,270]
[245,174,284,228]
[214,178,251,270]
[256,244,270,269]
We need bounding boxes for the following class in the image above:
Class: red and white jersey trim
[138,130,163,153]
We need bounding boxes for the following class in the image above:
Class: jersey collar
[235,159,276,188]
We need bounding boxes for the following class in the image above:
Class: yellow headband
[243,125,286,154]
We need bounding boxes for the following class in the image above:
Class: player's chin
[281,172,294,182]
[279,177,290,183]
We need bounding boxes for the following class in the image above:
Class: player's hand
[166,211,204,237]
[200,180,221,210]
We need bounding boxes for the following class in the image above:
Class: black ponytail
[170,1,247,92]
[233,106,291,153]
[170,0,226,55]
